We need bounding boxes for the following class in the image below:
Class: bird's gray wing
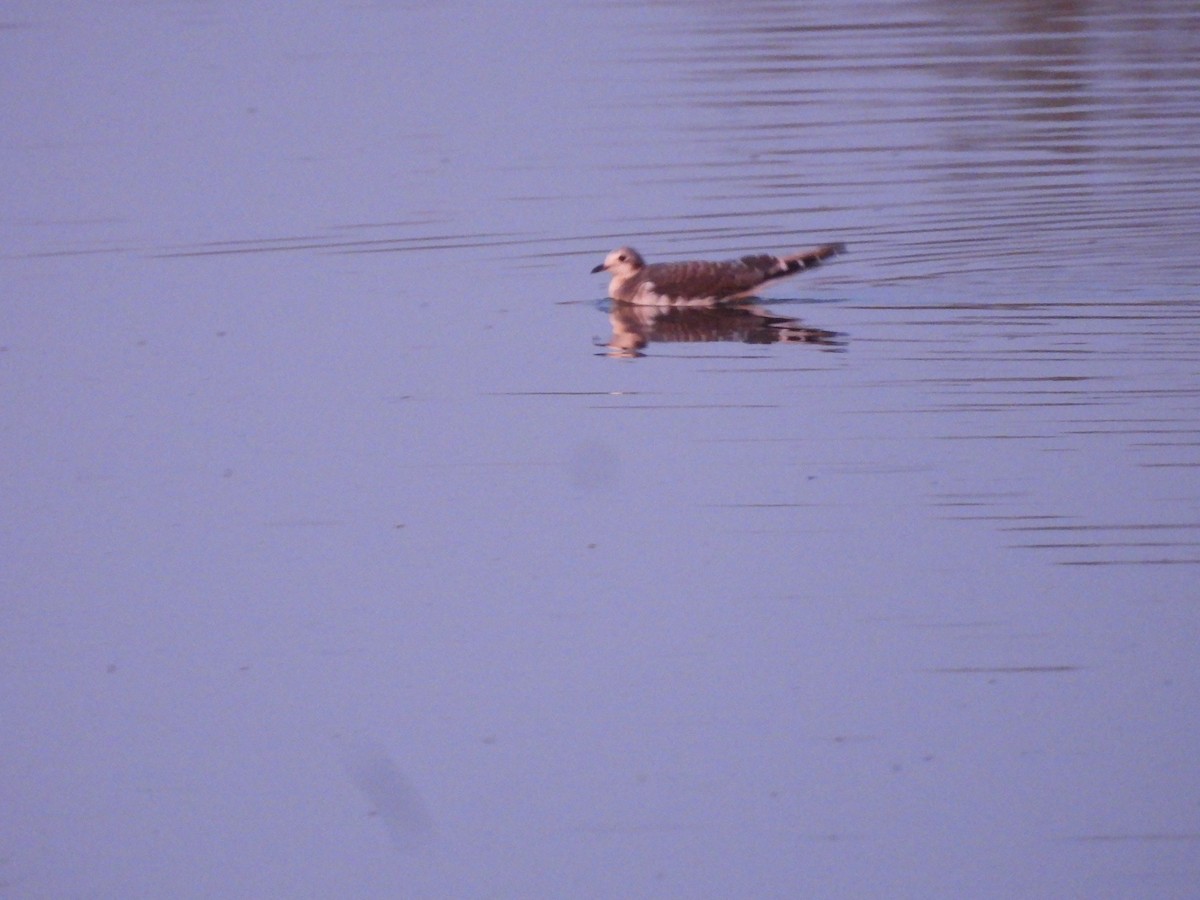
[642,258,778,300]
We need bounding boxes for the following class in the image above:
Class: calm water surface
[3,0,1199,897]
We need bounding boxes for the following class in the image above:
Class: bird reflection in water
[603,300,845,358]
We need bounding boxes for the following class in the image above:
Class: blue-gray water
[3,1,1199,897]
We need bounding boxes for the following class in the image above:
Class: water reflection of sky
[2,1,1199,897]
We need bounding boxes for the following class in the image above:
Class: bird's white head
[591,246,645,277]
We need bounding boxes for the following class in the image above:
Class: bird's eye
[617,254,626,262]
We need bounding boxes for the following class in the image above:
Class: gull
[591,242,846,305]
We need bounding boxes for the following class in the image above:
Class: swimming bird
[591,243,846,305]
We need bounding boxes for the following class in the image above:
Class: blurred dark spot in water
[341,743,435,854]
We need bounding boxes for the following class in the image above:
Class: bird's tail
[741,243,845,284]
[779,243,846,276]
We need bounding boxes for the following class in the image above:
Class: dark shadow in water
[339,741,436,854]
[599,299,845,358]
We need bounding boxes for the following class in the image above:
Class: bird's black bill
[591,263,606,274]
